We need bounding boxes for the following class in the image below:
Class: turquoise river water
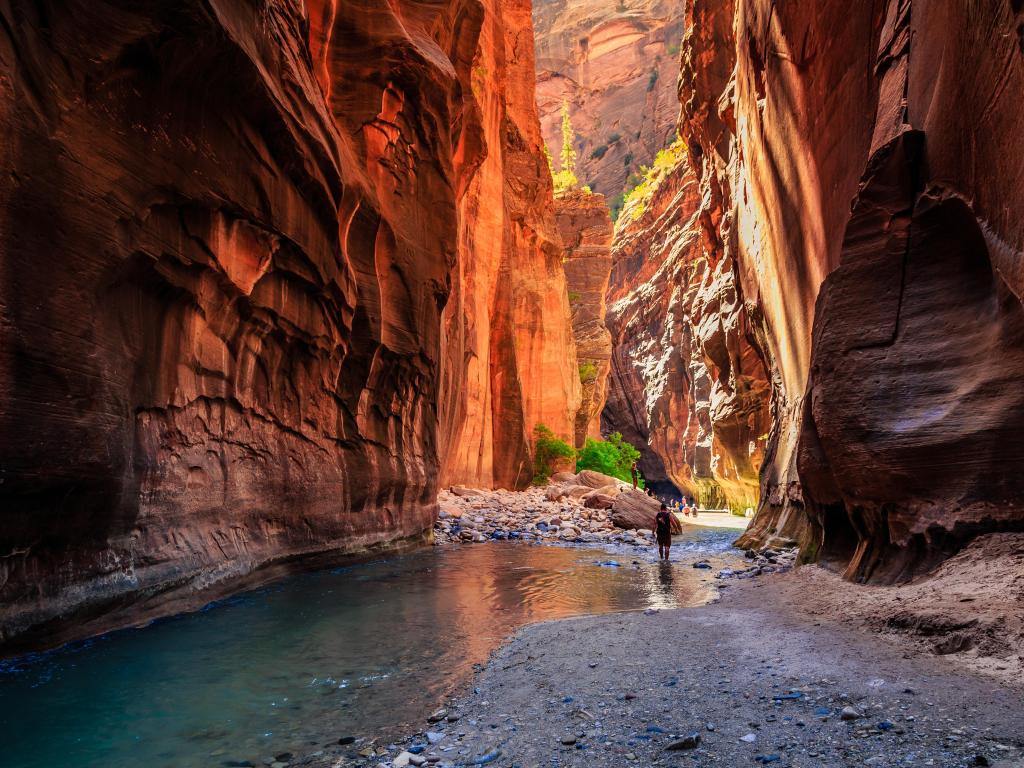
[0,530,739,768]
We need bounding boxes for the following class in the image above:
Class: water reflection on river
[0,532,738,768]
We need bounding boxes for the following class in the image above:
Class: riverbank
[432,480,749,549]
[311,534,1024,768]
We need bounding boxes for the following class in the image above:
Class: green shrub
[623,152,633,168]
[575,432,641,483]
[532,424,575,484]
[647,68,659,91]
[608,133,622,144]
[578,361,598,384]
[590,144,609,160]
[567,290,582,303]
[609,193,625,221]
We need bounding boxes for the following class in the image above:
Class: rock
[0,0,583,648]
[610,490,681,532]
[693,561,712,569]
[574,470,622,489]
[560,735,577,745]
[392,753,414,768]
[740,733,758,743]
[550,472,578,484]
[450,487,485,498]
[583,493,615,510]
[840,707,863,721]
[337,737,356,745]
[533,0,684,199]
[665,733,701,750]
[545,486,569,502]
[427,708,448,723]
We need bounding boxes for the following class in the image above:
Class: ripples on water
[0,530,740,768]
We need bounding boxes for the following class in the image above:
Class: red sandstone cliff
[675,0,1024,579]
[532,0,683,200]
[603,150,770,507]
[0,0,576,650]
[554,190,613,446]
[439,0,581,490]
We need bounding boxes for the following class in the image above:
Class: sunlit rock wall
[603,153,770,508]
[0,0,576,650]
[554,190,613,446]
[532,0,683,199]
[438,0,581,490]
[678,0,1024,579]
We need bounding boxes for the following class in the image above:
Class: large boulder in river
[611,490,682,533]
[575,469,622,489]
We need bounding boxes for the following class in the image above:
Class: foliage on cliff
[614,135,687,227]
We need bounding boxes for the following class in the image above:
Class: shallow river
[0,531,739,768]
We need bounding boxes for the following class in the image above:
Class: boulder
[450,486,485,498]
[611,490,682,533]
[550,472,578,484]
[583,493,615,510]
[575,470,621,489]
[544,485,569,502]
[566,485,593,499]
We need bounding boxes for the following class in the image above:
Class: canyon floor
[306,515,1024,768]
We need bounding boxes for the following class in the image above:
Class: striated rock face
[676,0,1024,579]
[0,0,576,649]
[602,151,770,509]
[439,0,580,490]
[532,0,683,198]
[554,190,613,446]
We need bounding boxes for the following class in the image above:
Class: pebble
[560,735,577,745]
[841,706,864,721]
[666,733,701,750]
[740,733,758,742]
[427,708,448,723]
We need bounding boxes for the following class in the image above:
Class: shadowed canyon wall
[555,190,613,447]
[603,152,770,509]
[0,0,576,650]
[671,0,1024,579]
[532,0,683,199]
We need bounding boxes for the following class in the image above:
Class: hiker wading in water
[655,503,672,561]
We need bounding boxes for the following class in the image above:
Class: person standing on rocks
[631,461,639,489]
[655,503,672,561]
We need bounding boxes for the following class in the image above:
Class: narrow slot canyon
[1,2,1023,767]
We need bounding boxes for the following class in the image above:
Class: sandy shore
[307,533,1023,768]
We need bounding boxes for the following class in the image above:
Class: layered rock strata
[603,152,770,510]
[0,0,577,649]
[676,0,1024,579]
[554,190,613,446]
[532,0,684,198]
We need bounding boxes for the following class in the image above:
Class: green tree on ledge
[551,101,579,196]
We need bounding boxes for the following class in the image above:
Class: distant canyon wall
[674,0,1024,579]
[532,0,683,199]
[0,0,576,650]
[603,153,770,509]
[555,190,613,447]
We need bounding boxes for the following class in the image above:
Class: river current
[0,530,740,768]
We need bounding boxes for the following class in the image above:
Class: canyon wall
[603,152,770,507]
[555,190,613,446]
[532,0,683,201]
[439,0,580,490]
[0,0,576,650]
[675,0,1024,578]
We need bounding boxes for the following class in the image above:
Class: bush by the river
[532,424,576,484]
[576,432,641,484]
